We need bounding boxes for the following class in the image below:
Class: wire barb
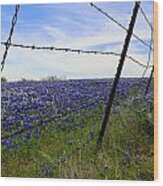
[1,5,20,72]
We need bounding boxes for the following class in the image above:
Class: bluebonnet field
[1,78,154,180]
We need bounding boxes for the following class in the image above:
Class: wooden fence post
[97,2,141,148]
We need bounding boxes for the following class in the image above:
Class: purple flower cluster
[1,78,153,149]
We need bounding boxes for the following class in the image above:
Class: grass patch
[1,91,154,180]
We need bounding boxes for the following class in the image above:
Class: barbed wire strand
[141,29,153,78]
[139,6,154,31]
[140,4,154,78]
[90,3,153,51]
[1,5,20,72]
[140,3,154,78]
[1,41,153,69]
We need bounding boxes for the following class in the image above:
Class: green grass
[1,93,154,180]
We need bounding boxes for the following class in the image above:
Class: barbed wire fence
[89,2,154,92]
[1,41,152,68]
[140,6,154,79]
[1,3,153,72]
[139,6,154,95]
[90,2,153,51]
[1,2,154,148]
[97,1,141,148]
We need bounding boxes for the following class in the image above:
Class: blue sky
[1,1,154,81]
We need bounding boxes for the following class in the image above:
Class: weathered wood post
[97,2,141,148]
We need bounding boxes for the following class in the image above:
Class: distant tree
[47,76,59,81]
[43,75,66,82]
[21,78,27,82]
[1,77,7,82]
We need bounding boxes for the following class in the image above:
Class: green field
[2,89,154,180]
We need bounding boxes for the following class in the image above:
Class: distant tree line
[42,75,66,81]
[1,76,66,82]
[1,77,7,82]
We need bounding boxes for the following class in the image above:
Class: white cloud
[1,43,152,82]
[1,2,154,81]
